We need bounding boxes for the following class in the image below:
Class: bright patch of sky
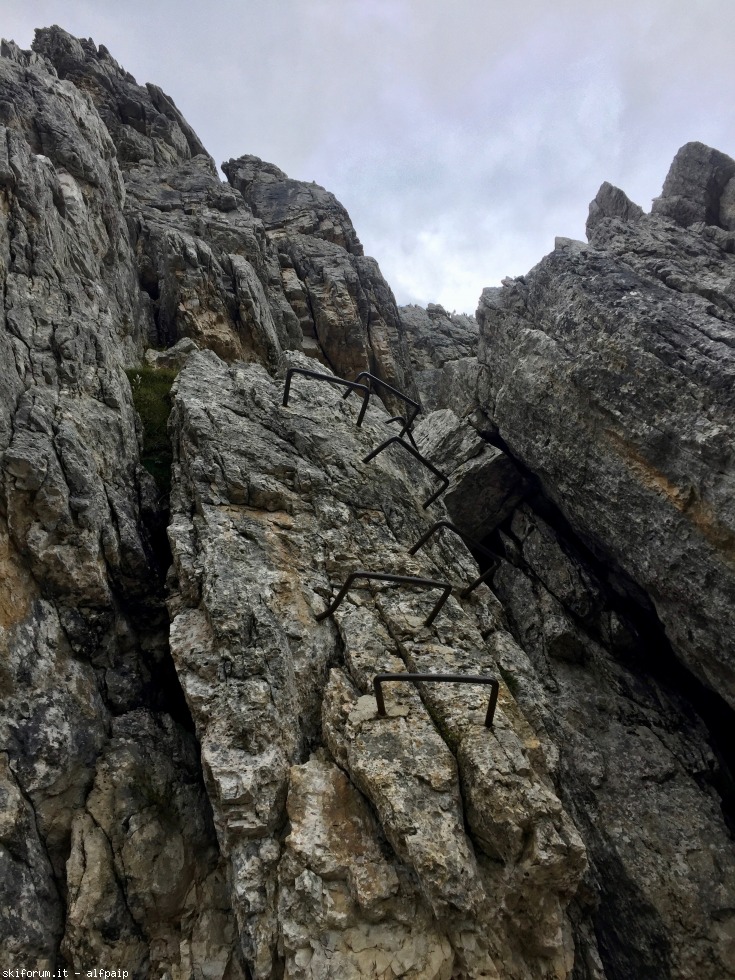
[3,0,735,312]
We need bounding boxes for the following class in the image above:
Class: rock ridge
[477,143,735,714]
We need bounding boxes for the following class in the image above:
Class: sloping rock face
[488,502,735,980]
[167,349,587,979]
[0,37,244,975]
[33,27,409,386]
[31,27,301,365]
[413,409,526,539]
[477,143,735,712]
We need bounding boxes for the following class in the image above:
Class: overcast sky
[4,1,735,312]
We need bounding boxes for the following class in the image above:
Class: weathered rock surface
[167,350,587,978]
[488,503,735,980]
[2,22,734,980]
[0,31,243,975]
[34,27,410,395]
[144,336,199,370]
[400,303,480,415]
[651,141,735,229]
[30,28,210,169]
[477,144,735,711]
[226,156,415,396]
[413,408,526,539]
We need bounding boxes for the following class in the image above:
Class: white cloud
[3,0,735,312]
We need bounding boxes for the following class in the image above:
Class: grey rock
[223,155,363,254]
[32,27,211,168]
[487,505,735,980]
[168,349,586,978]
[401,303,479,369]
[35,28,416,397]
[3,25,734,980]
[34,26,302,364]
[586,181,644,239]
[478,146,735,708]
[651,140,735,228]
[0,752,63,964]
[61,711,244,978]
[124,156,301,363]
[414,408,526,538]
[0,33,243,972]
[278,755,454,979]
[225,156,416,400]
[400,303,480,415]
[144,337,199,370]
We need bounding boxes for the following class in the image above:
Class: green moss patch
[496,664,521,699]
[125,366,178,498]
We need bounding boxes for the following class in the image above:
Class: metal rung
[385,415,418,449]
[362,436,449,508]
[373,672,500,727]
[458,565,498,599]
[315,570,452,627]
[282,367,371,425]
[343,371,420,436]
[409,520,500,596]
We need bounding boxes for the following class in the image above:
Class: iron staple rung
[315,570,453,627]
[282,367,371,426]
[459,564,498,598]
[385,416,418,449]
[409,520,501,596]
[362,436,449,508]
[343,371,421,437]
[373,672,500,727]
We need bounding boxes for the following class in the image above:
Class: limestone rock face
[167,349,587,979]
[487,504,735,980]
[0,32,243,975]
[225,157,415,396]
[31,27,210,168]
[32,29,302,365]
[477,149,735,710]
[400,303,480,415]
[413,409,526,539]
[651,141,735,228]
[224,155,363,254]
[2,22,735,980]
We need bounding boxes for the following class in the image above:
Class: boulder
[414,408,526,539]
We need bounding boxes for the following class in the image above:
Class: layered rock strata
[477,142,735,711]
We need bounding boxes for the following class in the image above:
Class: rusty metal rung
[373,672,500,727]
[409,520,500,596]
[315,570,452,627]
[282,367,371,425]
[362,436,449,508]
[343,372,421,436]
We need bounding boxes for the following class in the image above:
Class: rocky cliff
[1,26,734,980]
